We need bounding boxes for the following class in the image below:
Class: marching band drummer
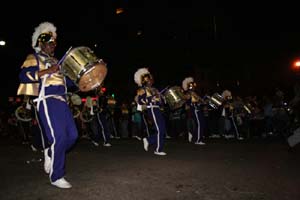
[219,90,244,140]
[182,77,206,145]
[18,21,78,189]
[93,87,113,147]
[134,68,167,156]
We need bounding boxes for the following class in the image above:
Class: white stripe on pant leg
[36,75,56,180]
[97,114,106,143]
[230,116,240,138]
[150,107,160,152]
[194,109,201,142]
[41,99,56,181]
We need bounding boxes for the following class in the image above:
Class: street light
[0,40,6,46]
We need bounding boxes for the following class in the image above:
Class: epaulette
[137,88,145,95]
[21,54,38,68]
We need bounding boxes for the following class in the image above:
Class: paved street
[0,137,299,200]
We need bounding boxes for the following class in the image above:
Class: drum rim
[76,61,103,82]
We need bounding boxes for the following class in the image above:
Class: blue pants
[96,112,111,143]
[38,98,78,182]
[146,107,166,152]
[32,106,48,150]
[191,108,204,143]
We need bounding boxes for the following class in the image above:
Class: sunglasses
[38,32,56,44]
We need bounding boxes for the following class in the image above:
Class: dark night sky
[1,1,300,106]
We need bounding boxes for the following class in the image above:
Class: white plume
[134,68,150,86]
[222,90,232,99]
[32,21,57,52]
[182,77,194,91]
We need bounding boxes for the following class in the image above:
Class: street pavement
[0,136,299,200]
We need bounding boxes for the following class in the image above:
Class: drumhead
[78,62,107,92]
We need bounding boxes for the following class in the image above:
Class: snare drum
[206,93,224,109]
[162,86,186,110]
[61,46,107,92]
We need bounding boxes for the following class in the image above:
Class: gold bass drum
[162,86,186,110]
[206,93,224,109]
[61,46,107,92]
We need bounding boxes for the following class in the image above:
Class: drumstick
[44,46,73,77]
[57,46,73,67]
[159,86,170,94]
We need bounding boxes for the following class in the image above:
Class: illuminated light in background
[81,97,97,102]
[0,40,6,46]
[292,59,300,71]
[116,8,124,15]
[101,87,106,93]
[294,61,300,67]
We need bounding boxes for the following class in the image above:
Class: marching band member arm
[37,64,59,78]
[19,54,59,81]
[19,67,39,83]
[137,88,147,105]
[151,95,161,103]
[19,54,39,83]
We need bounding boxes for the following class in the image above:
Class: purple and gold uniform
[134,68,167,155]
[137,86,166,152]
[182,77,206,145]
[18,51,78,183]
[18,22,77,188]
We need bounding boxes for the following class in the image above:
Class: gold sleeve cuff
[137,88,145,95]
